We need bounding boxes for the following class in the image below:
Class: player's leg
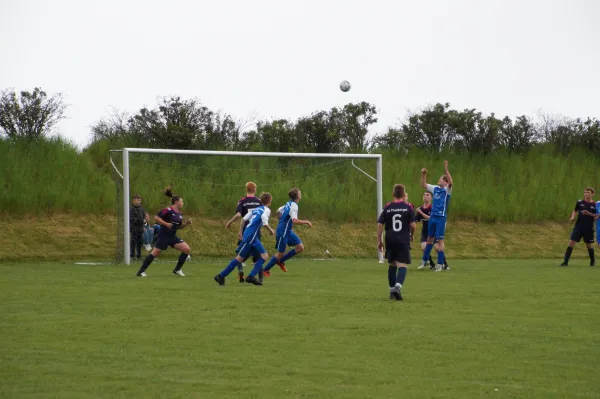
[236,239,246,282]
[394,243,410,300]
[435,241,449,270]
[246,244,267,285]
[561,229,580,266]
[386,245,399,299]
[432,221,447,271]
[263,235,287,274]
[137,246,162,276]
[215,244,247,285]
[584,231,595,266]
[277,232,303,271]
[419,219,437,268]
[172,240,190,276]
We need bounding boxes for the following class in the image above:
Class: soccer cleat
[238,272,245,283]
[144,244,152,251]
[434,264,443,272]
[263,270,271,277]
[214,274,225,286]
[137,271,147,277]
[258,272,264,283]
[443,265,450,271]
[559,262,568,267]
[245,276,263,286]
[277,261,288,272]
[173,269,185,277]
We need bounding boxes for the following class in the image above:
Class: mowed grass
[1,260,599,399]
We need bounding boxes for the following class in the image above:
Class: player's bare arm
[410,221,416,241]
[376,223,384,252]
[293,218,312,228]
[444,160,453,187]
[420,168,428,189]
[263,225,275,235]
[225,212,242,229]
[570,210,577,222]
[416,207,430,220]
[154,215,172,229]
[179,219,192,230]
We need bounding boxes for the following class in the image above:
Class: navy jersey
[574,200,596,230]
[156,207,183,238]
[241,205,271,243]
[426,184,452,218]
[276,200,299,236]
[415,204,432,237]
[236,196,262,230]
[378,201,415,244]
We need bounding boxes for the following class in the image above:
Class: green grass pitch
[1,259,599,398]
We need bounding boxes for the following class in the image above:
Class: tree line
[1,88,599,155]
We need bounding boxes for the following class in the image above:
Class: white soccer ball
[339,80,351,92]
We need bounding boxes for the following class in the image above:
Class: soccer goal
[110,148,383,265]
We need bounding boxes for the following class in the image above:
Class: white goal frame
[114,148,383,265]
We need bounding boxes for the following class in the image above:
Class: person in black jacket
[130,194,146,260]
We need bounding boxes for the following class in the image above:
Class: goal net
[110,149,383,265]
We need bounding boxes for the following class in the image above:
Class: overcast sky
[1,0,598,148]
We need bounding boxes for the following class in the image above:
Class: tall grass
[2,138,599,222]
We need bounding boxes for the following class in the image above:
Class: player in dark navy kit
[136,187,193,277]
[415,192,449,270]
[377,184,416,301]
[561,187,596,267]
[225,182,262,282]
[215,192,275,286]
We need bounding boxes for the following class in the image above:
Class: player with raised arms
[561,187,596,267]
[215,192,275,286]
[225,182,262,282]
[262,188,312,277]
[416,191,450,270]
[418,160,453,272]
[377,184,416,300]
[136,186,192,277]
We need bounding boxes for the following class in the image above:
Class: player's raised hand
[444,160,449,169]
[421,168,428,174]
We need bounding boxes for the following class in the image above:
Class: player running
[418,160,453,272]
[136,187,192,277]
[377,184,416,300]
[561,187,596,267]
[262,188,312,277]
[416,192,450,270]
[225,182,262,282]
[214,193,275,286]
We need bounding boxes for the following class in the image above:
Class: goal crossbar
[118,148,383,264]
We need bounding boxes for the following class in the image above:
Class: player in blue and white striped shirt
[418,160,453,272]
[214,193,275,286]
[262,188,312,276]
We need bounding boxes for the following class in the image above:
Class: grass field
[2,259,599,398]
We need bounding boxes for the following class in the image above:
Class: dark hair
[288,187,300,201]
[260,192,272,205]
[392,184,405,199]
[585,187,595,194]
[163,185,181,205]
[132,194,142,200]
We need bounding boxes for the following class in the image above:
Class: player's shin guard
[220,259,240,278]
[174,252,187,272]
[422,243,434,262]
[280,249,297,263]
[589,248,595,265]
[437,251,445,266]
[388,266,397,288]
[139,254,155,273]
[263,256,278,271]
[249,258,265,277]
[564,247,573,264]
[396,266,407,285]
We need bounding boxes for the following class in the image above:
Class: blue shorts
[597,228,600,244]
[275,231,302,253]
[427,216,447,240]
[236,239,266,259]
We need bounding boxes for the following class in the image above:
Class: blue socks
[249,258,265,277]
[437,251,445,266]
[280,249,297,263]
[220,259,240,277]
[263,256,277,271]
[388,266,396,287]
[422,243,434,263]
[397,267,407,285]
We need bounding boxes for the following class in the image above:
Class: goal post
[116,148,383,265]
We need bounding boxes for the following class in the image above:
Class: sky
[1,0,598,148]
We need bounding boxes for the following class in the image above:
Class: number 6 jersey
[377,201,415,245]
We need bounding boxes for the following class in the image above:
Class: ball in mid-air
[339,80,351,92]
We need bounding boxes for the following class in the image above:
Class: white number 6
[392,214,403,232]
